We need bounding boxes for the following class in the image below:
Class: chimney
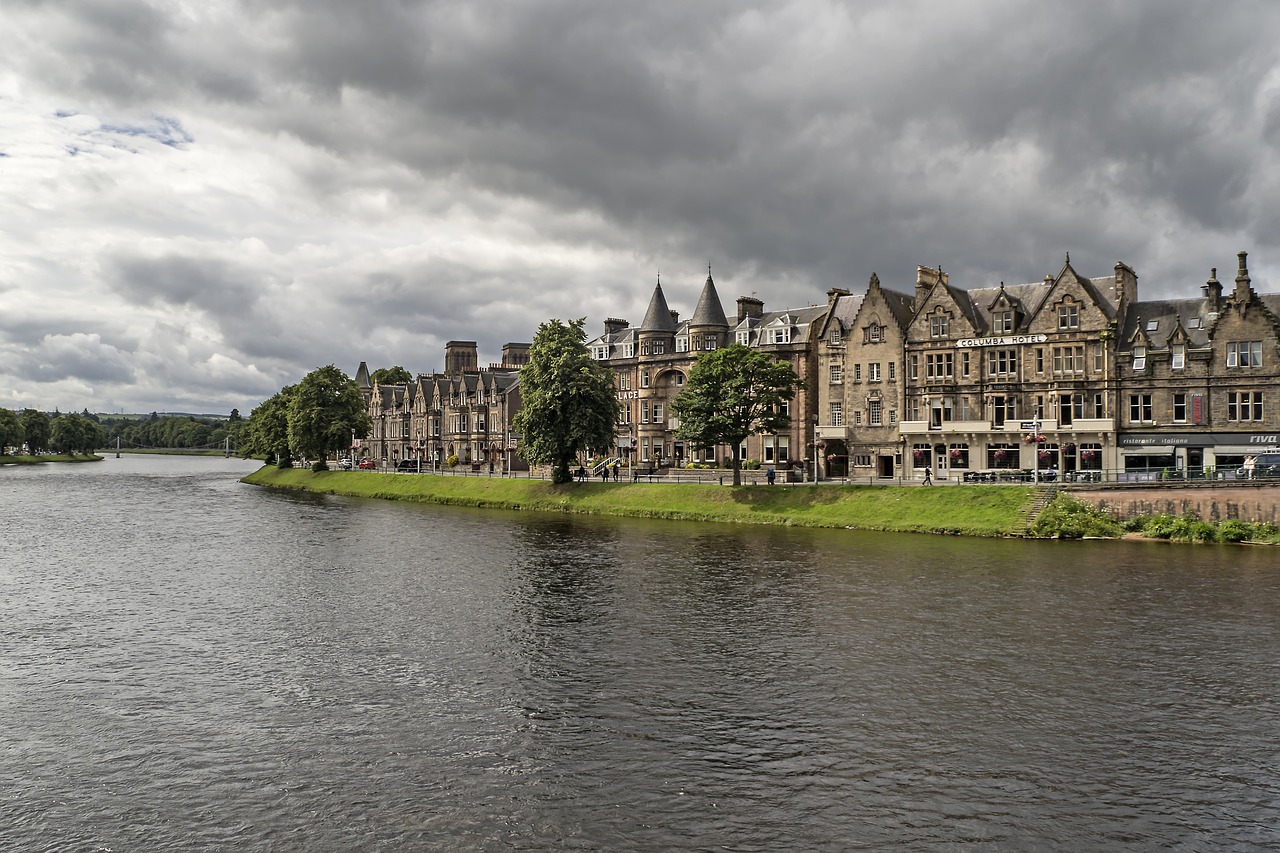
[604,317,629,336]
[501,342,531,367]
[1233,250,1254,302]
[669,310,680,325]
[1113,262,1138,309]
[737,296,764,323]
[915,265,946,306]
[444,341,479,374]
[1202,268,1222,312]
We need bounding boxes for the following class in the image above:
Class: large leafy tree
[513,318,621,484]
[288,366,371,468]
[0,408,23,455]
[369,366,412,386]
[242,385,296,464]
[671,343,803,486]
[49,414,105,455]
[19,409,50,453]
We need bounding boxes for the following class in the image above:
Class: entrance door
[878,455,894,479]
[1188,448,1203,479]
[934,443,947,481]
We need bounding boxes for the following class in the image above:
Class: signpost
[1021,421,1042,483]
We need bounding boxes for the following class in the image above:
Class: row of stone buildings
[355,251,1280,480]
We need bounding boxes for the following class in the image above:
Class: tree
[370,366,412,386]
[0,408,23,455]
[49,414,105,455]
[241,385,296,464]
[288,365,371,469]
[671,343,803,486]
[512,318,621,484]
[19,409,50,453]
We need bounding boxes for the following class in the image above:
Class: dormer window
[676,336,688,352]
[929,312,949,338]
[1058,303,1079,330]
[736,330,749,345]
[829,326,843,345]
[770,327,791,345]
[1172,343,1186,370]
[1145,319,1159,332]
[1132,345,1147,370]
[993,310,1013,334]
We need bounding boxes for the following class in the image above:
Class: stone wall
[1070,484,1280,524]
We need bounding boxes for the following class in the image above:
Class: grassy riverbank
[1,454,103,465]
[242,465,1037,536]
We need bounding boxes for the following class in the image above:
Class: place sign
[956,334,1048,348]
[1019,421,1042,431]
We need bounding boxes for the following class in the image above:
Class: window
[641,370,650,388]
[1093,345,1104,373]
[652,340,665,355]
[1145,319,1159,331]
[889,411,896,424]
[641,341,650,356]
[926,352,954,380]
[652,403,663,424]
[705,336,717,351]
[854,363,862,382]
[1035,348,1044,374]
[623,343,635,358]
[1228,391,1264,421]
[986,349,1019,377]
[991,395,1017,426]
[869,399,883,426]
[770,327,792,344]
[1188,318,1201,329]
[641,402,650,423]
[1227,341,1263,367]
[1059,304,1080,330]
[948,444,969,469]
[829,364,843,383]
[993,310,1013,333]
[829,327,843,345]
[930,313,949,337]
[1129,394,1153,423]
[888,362,896,381]
[909,354,919,381]
[868,362,881,382]
[592,345,609,360]
[1171,343,1186,369]
[829,402,843,426]
[736,331,749,345]
[1173,393,1187,423]
[676,336,688,353]
[776,436,789,463]
[865,324,881,343]
[1132,346,1146,370]
[853,454,872,468]
[961,351,970,378]
[1051,345,1085,375]
[854,411,862,425]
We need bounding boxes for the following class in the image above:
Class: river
[2,455,1278,851]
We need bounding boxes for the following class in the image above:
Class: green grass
[242,466,1036,537]
[0,454,103,465]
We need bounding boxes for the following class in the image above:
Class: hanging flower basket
[1081,449,1098,462]
[993,450,1007,463]
[1065,443,1077,454]
[913,449,926,465]
[1038,449,1054,465]
[1024,433,1046,444]
[949,448,965,461]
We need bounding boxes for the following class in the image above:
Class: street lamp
[812,413,819,483]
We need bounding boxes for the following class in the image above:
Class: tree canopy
[288,365,371,467]
[19,409,50,454]
[671,343,803,486]
[49,413,106,455]
[512,318,621,484]
[370,366,412,386]
[241,385,296,464]
[0,408,23,454]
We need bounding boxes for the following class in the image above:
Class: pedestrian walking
[922,466,932,485]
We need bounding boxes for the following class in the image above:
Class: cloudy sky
[3,0,1280,414]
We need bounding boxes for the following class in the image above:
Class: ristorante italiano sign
[956,334,1049,348]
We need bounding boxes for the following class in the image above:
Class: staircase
[1020,484,1060,534]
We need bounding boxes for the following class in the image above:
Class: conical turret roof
[640,278,678,332]
[690,267,729,328]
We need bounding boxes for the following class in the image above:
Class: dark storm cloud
[6,0,1280,411]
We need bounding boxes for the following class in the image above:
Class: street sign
[1019,421,1042,430]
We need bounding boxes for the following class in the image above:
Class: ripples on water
[2,455,1279,851]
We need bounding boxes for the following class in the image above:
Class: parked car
[1239,452,1280,479]
[338,458,352,470]
[396,459,420,472]
[358,459,377,469]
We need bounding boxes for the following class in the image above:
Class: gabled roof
[1122,298,1216,349]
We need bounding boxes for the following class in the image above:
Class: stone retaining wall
[1070,484,1280,524]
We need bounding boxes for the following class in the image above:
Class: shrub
[1218,519,1251,543]
[742,458,761,470]
[311,459,329,472]
[1029,495,1123,539]
[276,455,293,469]
[447,454,459,467]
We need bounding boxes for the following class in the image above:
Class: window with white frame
[1058,303,1079,330]
[1171,343,1186,369]
[929,312,949,337]
[1052,345,1084,375]
[676,336,688,352]
[653,339,665,355]
[1132,346,1146,370]
[770,327,791,344]
[829,326,843,345]
[986,349,1018,377]
[926,352,953,380]
[1129,393,1153,423]
[829,402,843,426]
[1227,341,1263,367]
[868,362,881,382]
[854,363,862,382]
[623,343,635,358]
[736,330,749,345]
[652,403,663,423]
[1173,392,1187,423]
[829,364,843,383]
[993,310,1013,333]
[869,399,883,426]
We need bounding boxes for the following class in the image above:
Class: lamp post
[812,414,819,483]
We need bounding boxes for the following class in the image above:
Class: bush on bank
[1031,493,1280,544]
[242,466,1035,537]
